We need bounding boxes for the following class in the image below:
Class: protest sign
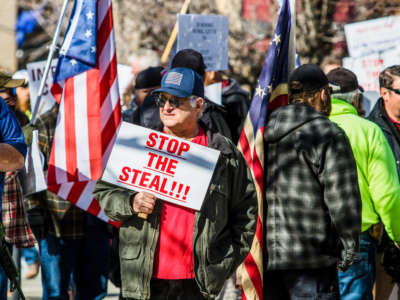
[21,130,47,195]
[117,64,134,98]
[344,16,400,58]
[27,59,58,117]
[343,47,400,92]
[343,54,384,92]
[205,82,223,106]
[178,14,229,71]
[102,122,221,211]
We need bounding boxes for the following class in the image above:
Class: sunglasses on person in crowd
[154,94,194,108]
[386,87,400,95]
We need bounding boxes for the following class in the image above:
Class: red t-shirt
[389,116,400,133]
[152,127,208,279]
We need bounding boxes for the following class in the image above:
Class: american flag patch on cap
[165,72,183,86]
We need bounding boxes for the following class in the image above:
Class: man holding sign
[94,67,257,300]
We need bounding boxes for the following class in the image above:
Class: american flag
[236,0,296,299]
[47,0,121,225]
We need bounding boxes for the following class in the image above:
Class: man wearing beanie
[171,49,232,140]
[123,66,164,126]
[263,64,361,299]
[328,67,400,300]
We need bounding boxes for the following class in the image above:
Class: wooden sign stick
[160,0,192,65]
[138,212,148,219]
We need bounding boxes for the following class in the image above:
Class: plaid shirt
[264,104,362,270]
[2,171,35,248]
[23,105,84,239]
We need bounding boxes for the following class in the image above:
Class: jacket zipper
[193,210,210,298]
[144,215,158,298]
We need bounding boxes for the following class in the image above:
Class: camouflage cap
[0,70,25,88]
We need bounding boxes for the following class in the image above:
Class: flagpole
[31,0,71,124]
[160,0,192,65]
[288,0,296,73]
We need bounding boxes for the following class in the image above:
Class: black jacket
[368,98,400,180]
[222,79,250,144]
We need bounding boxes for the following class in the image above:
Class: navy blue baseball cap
[154,67,204,98]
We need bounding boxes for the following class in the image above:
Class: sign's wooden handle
[161,0,192,65]
[138,212,148,219]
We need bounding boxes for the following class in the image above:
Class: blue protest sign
[177,14,229,71]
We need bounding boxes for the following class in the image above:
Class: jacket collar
[369,97,400,144]
[202,120,234,155]
[265,104,326,143]
[330,98,358,117]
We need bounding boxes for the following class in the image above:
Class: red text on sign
[118,166,190,202]
[147,152,178,175]
[146,132,190,156]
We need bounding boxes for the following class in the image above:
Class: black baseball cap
[327,67,362,93]
[289,64,329,94]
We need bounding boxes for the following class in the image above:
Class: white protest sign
[343,48,400,92]
[21,130,47,196]
[117,64,134,99]
[343,55,384,92]
[344,16,400,58]
[205,82,223,106]
[102,122,221,211]
[27,59,58,117]
[178,14,229,71]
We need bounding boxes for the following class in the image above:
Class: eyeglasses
[386,87,400,95]
[155,94,187,108]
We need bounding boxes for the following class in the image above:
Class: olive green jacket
[93,128,257,299]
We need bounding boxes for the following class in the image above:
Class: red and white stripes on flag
[47,0,121,225]
[236,0,297,298]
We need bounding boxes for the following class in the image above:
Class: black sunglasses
[386,87,400,95]
[155,94,187,108]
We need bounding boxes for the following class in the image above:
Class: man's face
[16,86,30,106]
[158,92,203,135]
[135,87,158,106]
[381,76,400,120]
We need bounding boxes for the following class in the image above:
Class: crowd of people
[0,48,399,300]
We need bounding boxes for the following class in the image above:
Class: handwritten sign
[178,14,229,71]
[344,16,400,58]
[342,47,400,92]
[102,122,220,210]
[27,59,58,117]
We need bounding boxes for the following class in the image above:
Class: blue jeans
[338,231,377,300]
[39,215,110,300]
[0,243,12,300]
[21,246,40,265]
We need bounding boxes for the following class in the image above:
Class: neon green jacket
[329,98,400,243]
